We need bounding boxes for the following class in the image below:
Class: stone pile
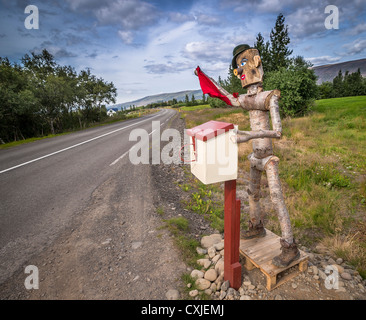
[185,233,366,300]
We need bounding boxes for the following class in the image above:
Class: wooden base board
[239,229,309,291]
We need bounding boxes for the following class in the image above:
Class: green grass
[179,104,212,111]
[160,216,203,269]
[0,132,72,149]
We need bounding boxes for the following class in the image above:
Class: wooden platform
[239,229,308,291]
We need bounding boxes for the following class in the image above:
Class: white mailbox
[186,120,238,185]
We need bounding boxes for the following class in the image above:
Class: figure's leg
[241,165,266,239]
[265,157,300,267]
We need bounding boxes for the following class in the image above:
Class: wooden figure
[195,44,300,267]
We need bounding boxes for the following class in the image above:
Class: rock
[341,272,352,280]
[335,287,347,293]
[336,258,343,265]
[221,280,230,292]
[240,295,252,300]
[204,289,212,295]
[195,278,211,290]
[131,241,142,250]
[201,234,222,249]
[212,254,221,263]
[219,291,226,300]
[208,246,216,259]
[312,266,319,275]
[204,269,218,282]
[243,281,251,287]
[166,289,179,300]
[315,244,328,254]
[332,264,344,274]
[227,288,237,297]
[204,260,212,269]
[197,258,210,267]
[196,247,207,255]
[308,253,315,262]
[214,242,224,251]
[248,284,256,290]
[191,269,204,279]
[319,270,327,280]
[215,259,224,275]
[275,295,283,300]
[210,283,217,292]
[328,258,336,265]
[257,284,266,291]
[291,283,298,289]
[101,238,112,245]
[189,290,199,297]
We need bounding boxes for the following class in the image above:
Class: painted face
[234,48,264,88]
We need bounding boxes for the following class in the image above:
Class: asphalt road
[0,109,176,285]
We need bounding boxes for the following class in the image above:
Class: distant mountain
[311,58,366,84]
[109,89,203,110]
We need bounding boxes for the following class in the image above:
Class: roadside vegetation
[180,95,366,279]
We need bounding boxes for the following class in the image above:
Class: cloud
[183,41,233,62]
[168,12,195,23]
[306,55,341,66]
[196,14,222,26]
[66,0,160,44]
[144,62,192,74]
[66,0,159,29]
[287,6,326,38]
[343,38,366,55]
[347,23,366,36]
[118,30,133,44]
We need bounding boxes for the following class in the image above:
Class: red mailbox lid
[186,120,234,141]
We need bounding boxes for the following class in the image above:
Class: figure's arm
[232,129,281,143]
[194,67,240,107]
[233,95,282,144]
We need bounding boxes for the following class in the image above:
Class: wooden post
[224,179,242,290]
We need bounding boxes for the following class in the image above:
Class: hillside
[110,89,203,110]
[311,58,366,84]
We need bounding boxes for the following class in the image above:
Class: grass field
[181,96,366,278]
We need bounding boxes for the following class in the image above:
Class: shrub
[264,58,318,117]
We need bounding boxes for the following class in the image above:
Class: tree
[0,58,37,141]
[254,32,271,74]
[22,50,65,134]
[191,94,196,105]
[269,13,293,72]
[332,70,343,97]
[185,94,189,106]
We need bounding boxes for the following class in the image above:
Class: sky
[0,0,365,104]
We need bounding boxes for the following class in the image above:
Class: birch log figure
[194,44,300,268]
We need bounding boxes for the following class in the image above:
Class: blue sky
[0,0,365,104]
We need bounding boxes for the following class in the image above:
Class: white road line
[0,111,167,174]
[109,146,136,166]
[109,110,175,167]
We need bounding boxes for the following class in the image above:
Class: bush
[264,58,318,117]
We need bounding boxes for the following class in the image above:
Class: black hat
[232,44,251,69]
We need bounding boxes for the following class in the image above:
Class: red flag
[195,66,232,106]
